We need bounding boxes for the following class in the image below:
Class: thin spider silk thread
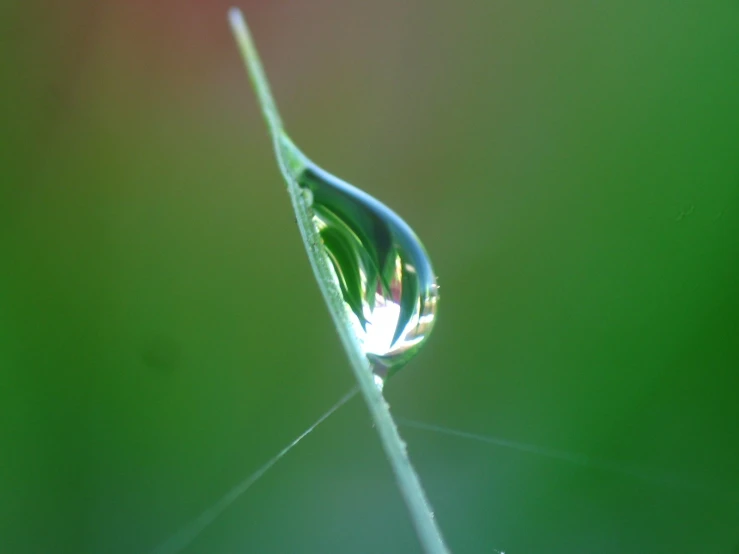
[150,391,725,554]
[149,388,358,554]
[396,418,732,499]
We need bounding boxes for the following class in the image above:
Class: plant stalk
[227,8,450,554]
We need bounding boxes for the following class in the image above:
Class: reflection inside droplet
[284,139,439,384]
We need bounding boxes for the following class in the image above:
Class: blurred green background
[2,1,739,553]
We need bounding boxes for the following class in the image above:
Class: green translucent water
[279,134,439,384]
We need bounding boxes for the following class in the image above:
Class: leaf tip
[227,7,245,29]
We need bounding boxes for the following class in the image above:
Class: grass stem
[228,8,450,553]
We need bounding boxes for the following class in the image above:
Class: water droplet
[279,134,439,384]
[301,187,314,207]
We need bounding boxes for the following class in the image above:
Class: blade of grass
[227,8,450,554]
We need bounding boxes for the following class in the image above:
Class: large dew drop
[279,134,439,384]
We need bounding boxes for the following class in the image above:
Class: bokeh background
[2,1,739,553]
